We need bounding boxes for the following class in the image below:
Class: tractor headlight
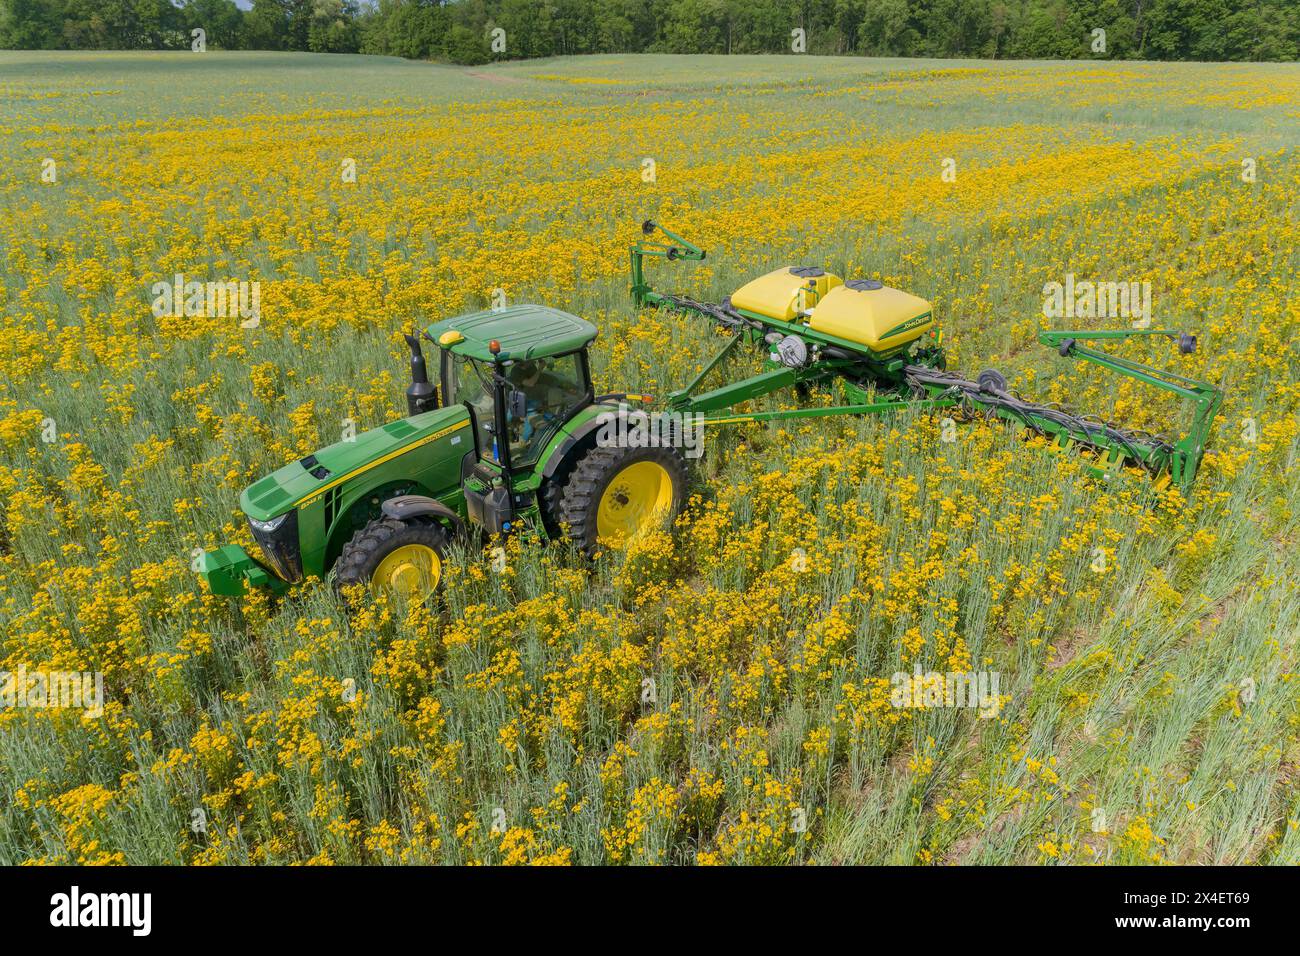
[247,510,301,583]
[250,513,288,534]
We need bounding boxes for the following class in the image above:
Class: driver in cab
[506,359,565,449]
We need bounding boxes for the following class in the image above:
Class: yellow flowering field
[1,50,1298,865]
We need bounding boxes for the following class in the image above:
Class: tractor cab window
[503,353,588,469]
[454,355,504,465]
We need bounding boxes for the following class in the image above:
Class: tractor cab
[421,305,599,533]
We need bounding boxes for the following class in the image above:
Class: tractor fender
[540,406,628,479]
[381,495,465,536]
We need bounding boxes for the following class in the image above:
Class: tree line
[2,0,1297,62]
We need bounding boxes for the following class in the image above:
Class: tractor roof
[426,305,598,362]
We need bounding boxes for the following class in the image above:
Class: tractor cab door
[452,354,514,534]
[500,351,592,471]
[446,351,590,472]
[452,349,591,536]
[445,352,508,470]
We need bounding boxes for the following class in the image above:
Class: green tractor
[200,301,689,603]
[200,222,1223,603]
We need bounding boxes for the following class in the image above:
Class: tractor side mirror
[508,389,527,419]
[642,219,656,235]
[1177,332,1197,355]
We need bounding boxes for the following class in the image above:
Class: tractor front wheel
[558,445,687,555]
[335,517,448,604]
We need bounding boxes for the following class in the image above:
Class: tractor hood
[239,404,471,522]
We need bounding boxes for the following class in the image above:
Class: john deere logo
[882,312,932,341]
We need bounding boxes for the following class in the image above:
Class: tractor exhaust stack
[404,331,439,416]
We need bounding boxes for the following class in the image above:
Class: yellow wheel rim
[371,544,441,601]
[596,461,674,546]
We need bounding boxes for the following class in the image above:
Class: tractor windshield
[503,353,588,469]
[449,351,588,470]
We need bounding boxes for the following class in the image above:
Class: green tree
[494,0,557,57]
[658,0,728,53]
[244,0,317,50]
[593,0,651,52]
[58,0,179,48]
[361,0,450,58]
[858,0,916,54]
[308,0,360,51]
[1,0,1297,62]
[725,0,792,54]
[0,0,67,48]
[177,0,246,49]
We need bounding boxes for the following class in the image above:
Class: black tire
[335,516,449,602]
[557,444,688,556]
[541,474,567,540]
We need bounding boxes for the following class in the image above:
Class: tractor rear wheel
[335,517,448,604]
[557,445,687,555]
